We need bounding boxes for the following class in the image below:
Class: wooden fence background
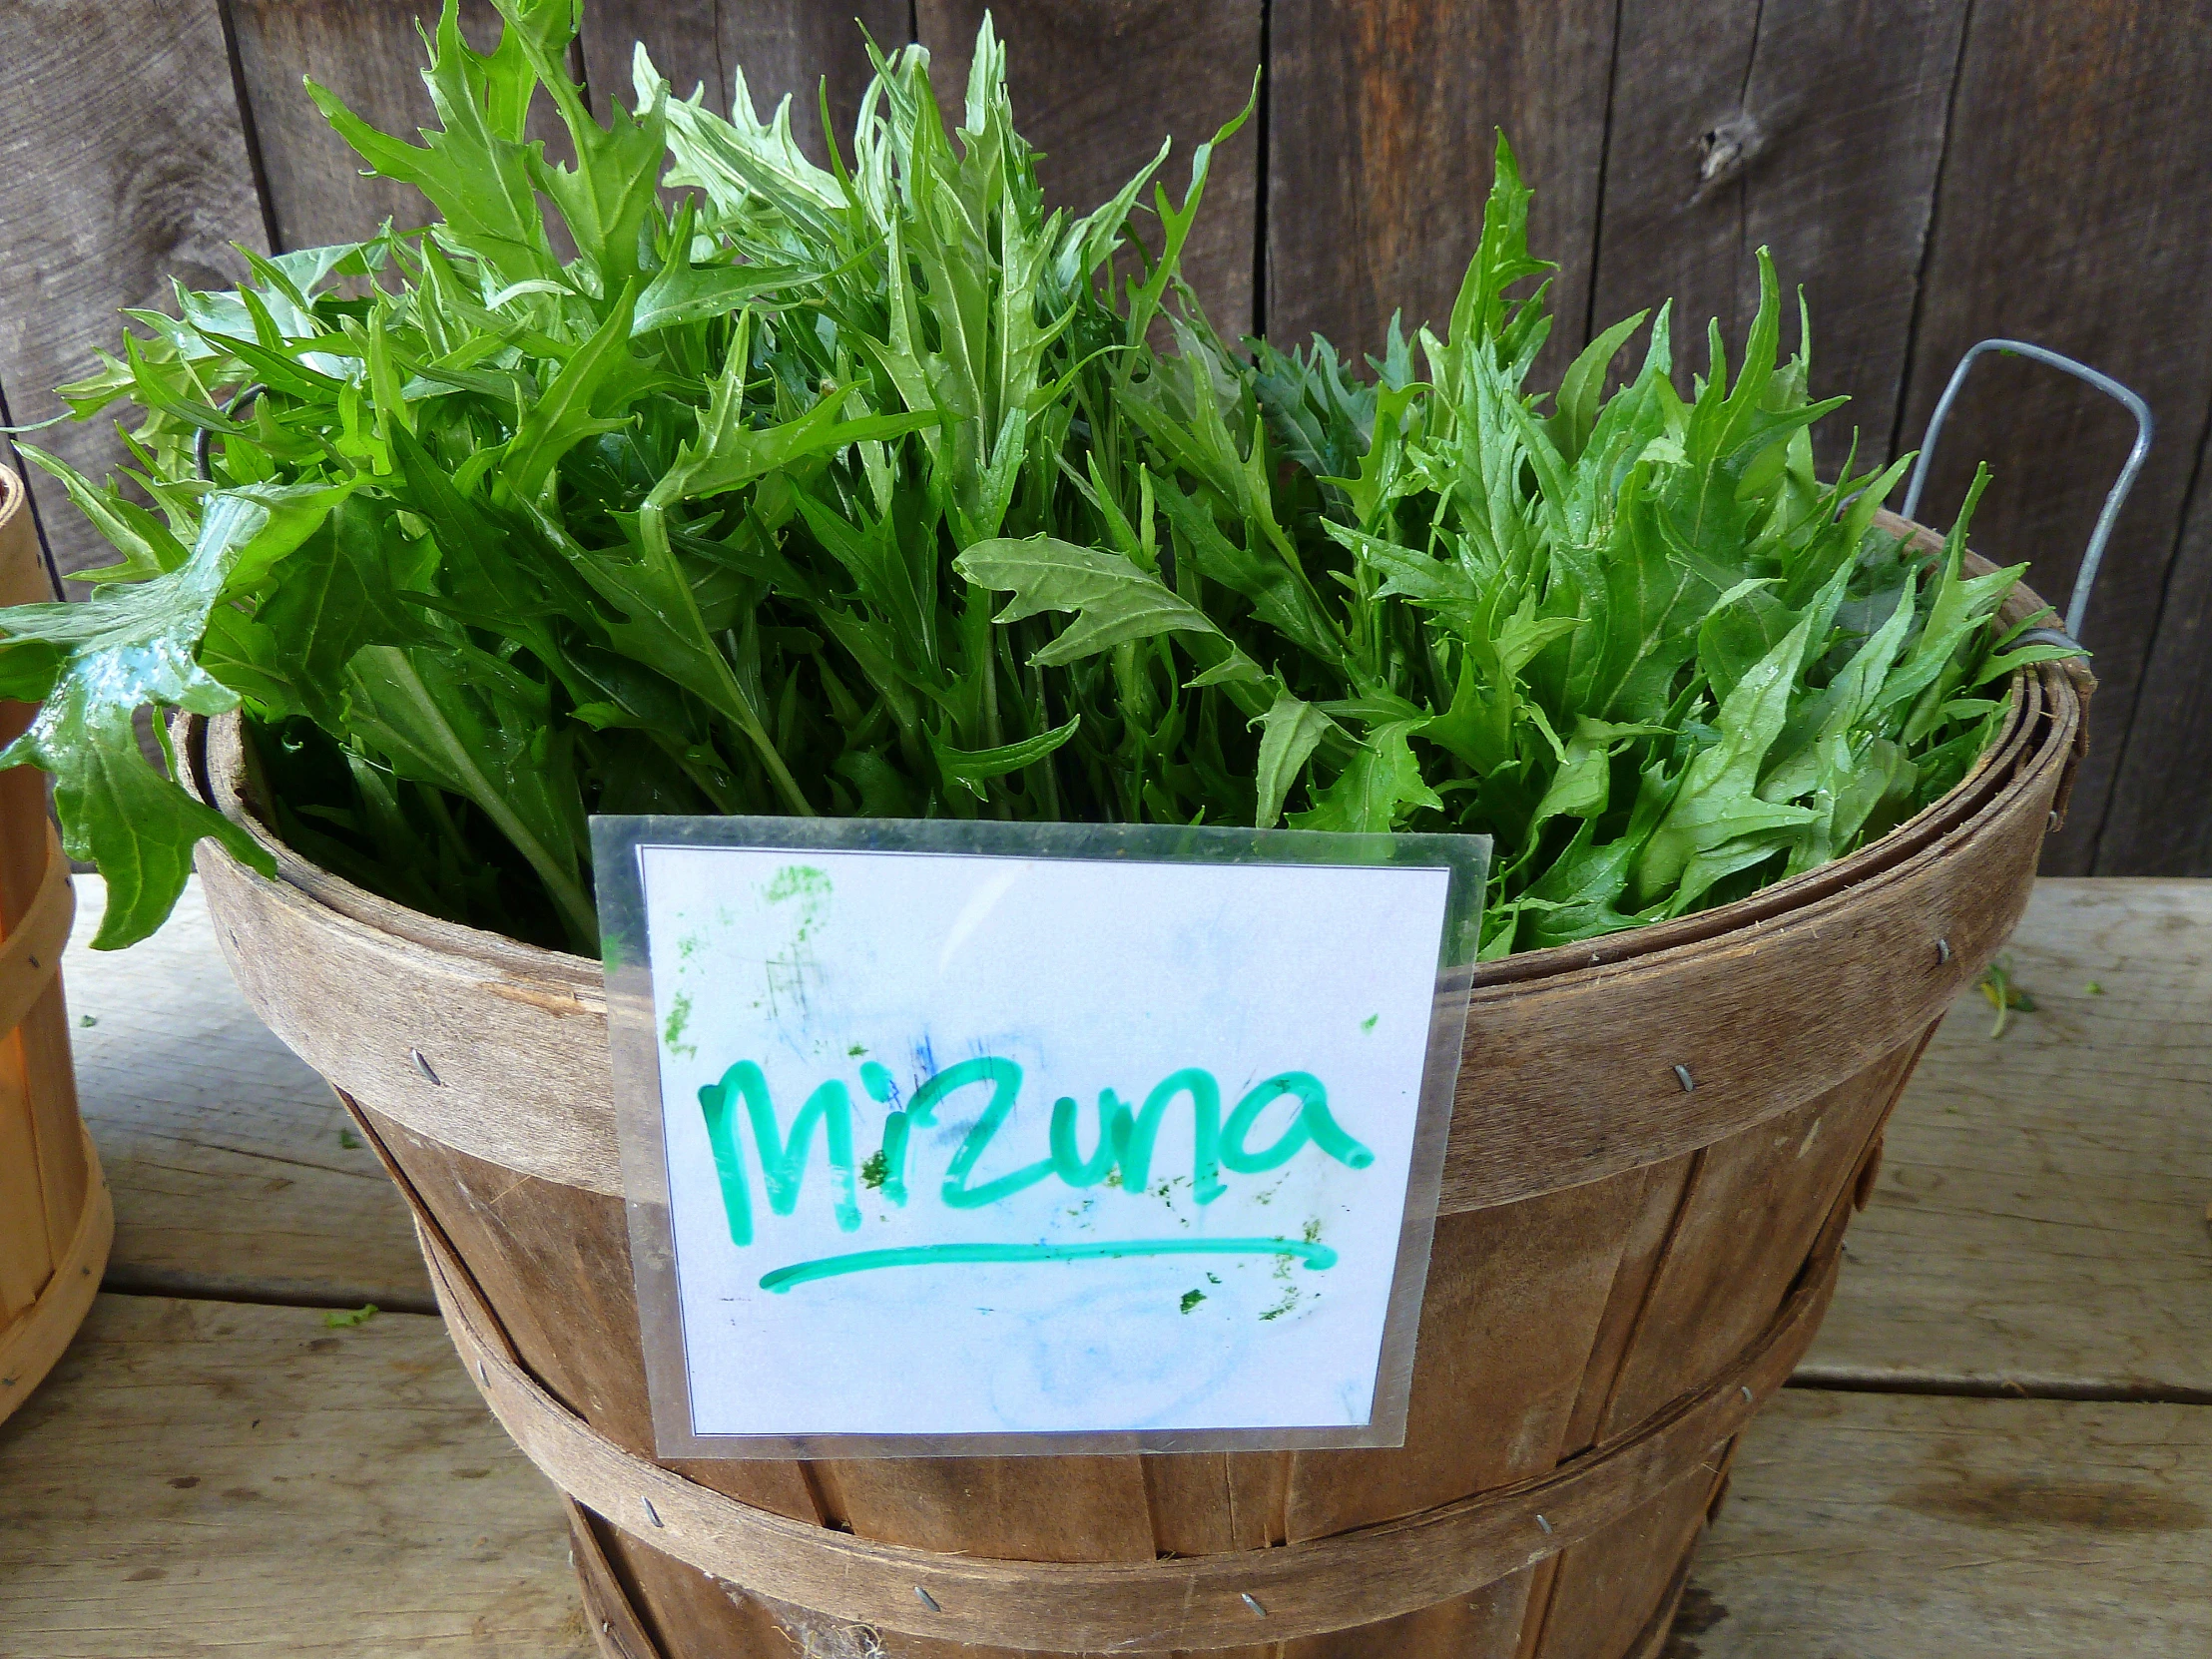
[0,0,2206,876]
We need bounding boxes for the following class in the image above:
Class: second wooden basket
[0,465,108,1427]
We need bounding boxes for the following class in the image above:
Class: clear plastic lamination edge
[592,815,1488,1461]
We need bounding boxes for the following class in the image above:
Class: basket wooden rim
[180,514,2085,1215]
[185,635,2077,1214]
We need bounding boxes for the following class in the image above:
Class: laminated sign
[595,818,1486,1457]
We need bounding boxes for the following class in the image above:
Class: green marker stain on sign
[757,864,832,1028]
[764,864,831,929]
[664,991,696,1057]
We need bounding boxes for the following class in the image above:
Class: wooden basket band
[194,669,2072,1225]
[0,826,74,1037]
[346,1094,1842,1653]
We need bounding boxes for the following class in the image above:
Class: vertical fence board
[1585,1,1761,348]
[230,0,579,256]
[1893,0,2212,875]
[229,0,446,251]
[584,2,907,166]
[582,0,727,122]
[1589,0,1969,476]
[917,1,1262,339]
[721,0,910,170]
[1265,0,1616,379]
[2091,409,2212,873]
[0,0,268,580]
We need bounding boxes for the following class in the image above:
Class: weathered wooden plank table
[0,877,2205,1657]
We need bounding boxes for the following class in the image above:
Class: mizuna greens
[0,2,2071,954]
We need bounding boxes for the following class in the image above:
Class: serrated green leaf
[1634,617,1819,903]
[955,535,1244,668]
[1252,688,1332,829]
[931,715,1080,796]
[0,482,354,945]
[1290,721,1442,833]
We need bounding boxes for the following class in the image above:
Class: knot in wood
[1696,113,1767,195]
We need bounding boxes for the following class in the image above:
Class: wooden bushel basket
[185,514,2089,1659]
[0,467,108,1427]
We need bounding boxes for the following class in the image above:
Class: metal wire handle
[192,382,270,482]
[1901,339,2152,651]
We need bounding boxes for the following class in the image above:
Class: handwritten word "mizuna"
[696,1057,1375,1250]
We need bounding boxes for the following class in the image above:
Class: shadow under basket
[0,465,109,1428]
[182,517,2088,1658]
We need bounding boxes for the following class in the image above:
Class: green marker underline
[759,1237,1340,1294]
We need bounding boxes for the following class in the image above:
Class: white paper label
[635,841,1454,1441]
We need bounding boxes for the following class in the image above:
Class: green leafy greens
[0,1,2071,953]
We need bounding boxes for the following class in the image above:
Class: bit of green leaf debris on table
[1979,956,2036,1038]
[323,1304,379,1329]
[1180,1289,1206,1314]
[337,1127,360,1150]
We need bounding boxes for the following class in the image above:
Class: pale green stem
[374,652,600,947]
